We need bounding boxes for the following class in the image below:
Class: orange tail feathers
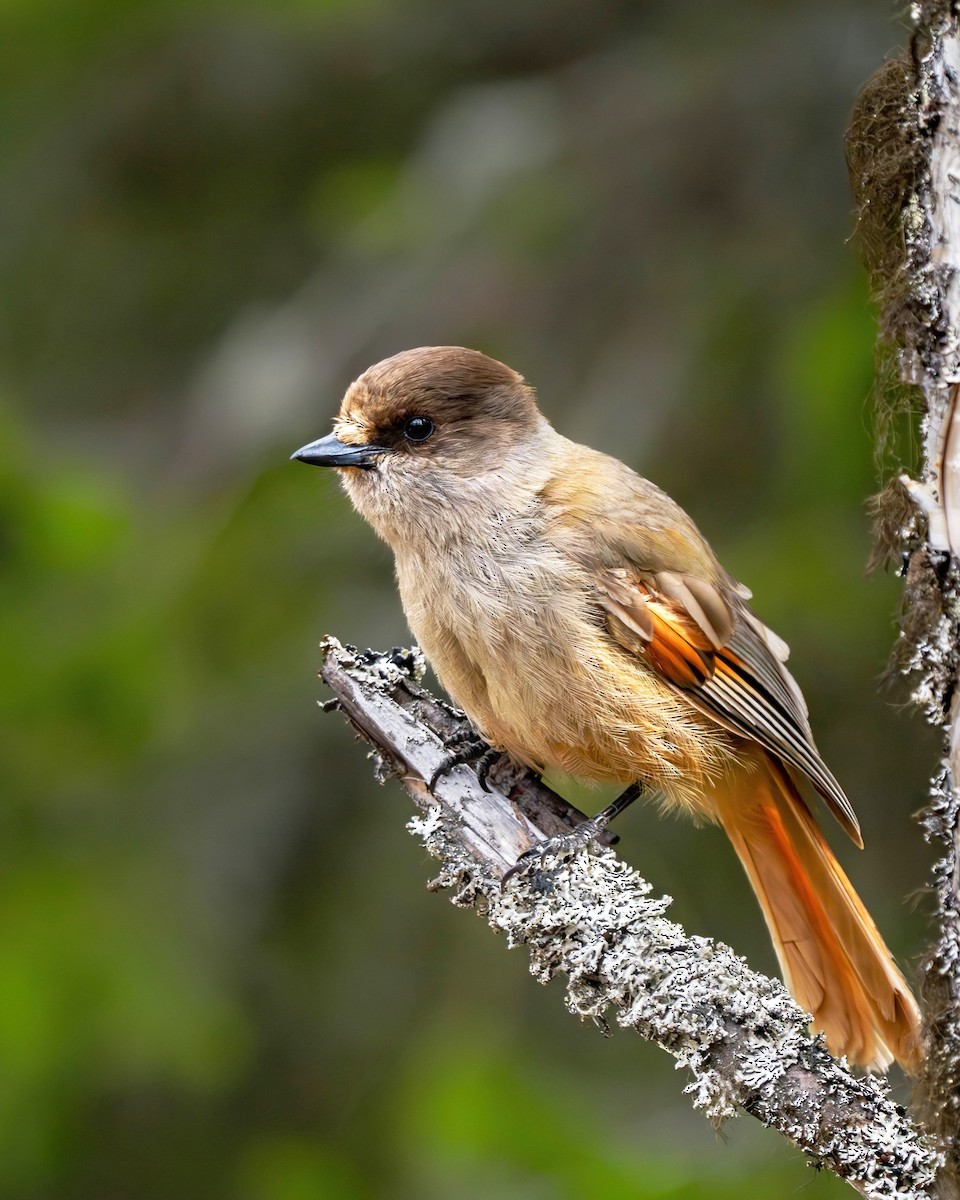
[713,751,921,1072]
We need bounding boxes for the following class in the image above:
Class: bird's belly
[397,550,736,807]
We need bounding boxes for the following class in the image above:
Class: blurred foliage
[0,0,931,1196]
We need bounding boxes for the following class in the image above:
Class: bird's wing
[597,565,862,846]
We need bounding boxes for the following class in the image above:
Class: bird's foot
[501,781,643,887]
[428,730,503,791]
[501,816,610,887]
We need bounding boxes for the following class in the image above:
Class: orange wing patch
[640,597,715,688]
[600,570,719,689]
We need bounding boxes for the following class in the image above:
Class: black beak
[290,433,390,470]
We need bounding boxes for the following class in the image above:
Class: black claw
[475,748,501,792]
[501,844,543,887]
[428,754,461,790]
[427,730,490,789]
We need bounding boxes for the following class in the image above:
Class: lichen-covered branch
[320,637,937,1200]
[847,5,960,1193]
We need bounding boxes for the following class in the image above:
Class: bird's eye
[403,415,435,443]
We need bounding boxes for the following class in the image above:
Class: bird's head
[292,346,550,542]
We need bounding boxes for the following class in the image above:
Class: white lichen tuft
[320,636,427,688]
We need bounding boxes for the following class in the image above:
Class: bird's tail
[713,750,921,1071]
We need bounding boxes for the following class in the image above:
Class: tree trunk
[848,4,960,1195]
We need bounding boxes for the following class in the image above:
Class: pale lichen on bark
[320,638,938,1199]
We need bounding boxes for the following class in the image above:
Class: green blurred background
[1,1,934,1197]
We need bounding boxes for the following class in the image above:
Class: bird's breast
[395,520,585,745]
[361,450,592,719]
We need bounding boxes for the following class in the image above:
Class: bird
[292,345,921,1072]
